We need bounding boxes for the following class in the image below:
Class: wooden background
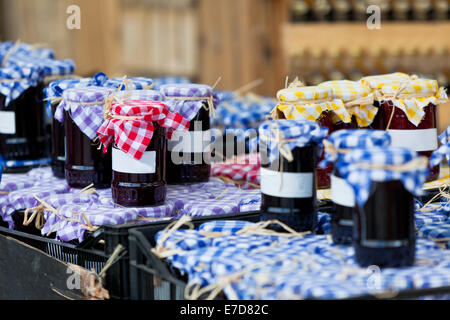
[0,0,448,131]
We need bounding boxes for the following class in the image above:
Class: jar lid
[337,147,428,206]
[152,76,191,90]
[0,64,42,106]
[0,41,54,60]
[318,80,370,102]
[160,83,214,99]
[276,85,332,103]
[381,78,439,96]
[4,54,75,78]
[98,100,190,160]
[103,77,154,90]
[321,129,391,166]
[62,86,115,104]
[253,119,328,163]
[360,72,410,90]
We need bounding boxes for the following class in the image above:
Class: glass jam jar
[97,99,189,207]
[368,78,447,182]
[56,86,115,189]
[341,147,428,268]
[0,67,48,173]
[325,129,392,245]
[275,83,351,189]
[258,120,328,232]
[161,84,215,184]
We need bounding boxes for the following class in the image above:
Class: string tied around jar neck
[352,155,429,173]
[322,140,353,159]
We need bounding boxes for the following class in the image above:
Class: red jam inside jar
[373,101,439,181]
[112,124,166,207]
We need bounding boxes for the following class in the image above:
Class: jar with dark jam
[97,99,189,207]
[274,83,351,189]
[324,129,392,245]
[0,66,48,173]
[160,84,216,184]
[258,120,328,232]
[55,86,115,189]
[360,75,447,182]
[338,147,428,268]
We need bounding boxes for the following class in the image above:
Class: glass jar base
[112,183,166,207]
[65,168,111,189]
[354,242,415,268]
[330,222,353,245]
[51,159,65,179]
[261,210,317,233]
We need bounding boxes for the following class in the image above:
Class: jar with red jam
[97,100,189,207]
[258,119,328,232]
[337,147,428,268]
[0,65,48,173]
[160,84,218,184]
[54,86,115,188]
[322,129,392,245]
[362,75,448,181]
[274,81,351,189]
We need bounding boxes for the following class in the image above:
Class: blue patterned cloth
[154,220,450,299]
[152,77,191,90]
[336,147,428,206]
[251,120,328,163]
[430,126,450,167]
[0,41,54,60]
[4,54,74,78]
[320,129,392,168]
[418,221,450,249]
[0,65,42,106]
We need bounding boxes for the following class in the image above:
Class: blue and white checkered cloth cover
[152,77,191,90]
[320,129,392,168]
[0,154,3,183]
[54,86,116,140]
[155,221,450,299]
[212,94,277,130]
[418,221,450,249]
[103,77,153,90]
[0,64,43,106]
[4,54,75,78]
[336,147,428,206]
[0,41,54,60]
[160,83,220,121]
[430,126,450,167]
[250,120,329,163]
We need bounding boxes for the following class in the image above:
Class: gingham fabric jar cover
[54,86,116,140]
[275,84,352,124]
[97,100,190,160]
[318,80,378,127]
[430,126,450,167]
[360,72,411,91]
[4,54,75,79]
[0,64,43,106]
[320,129,392,167]
[0,41,54,60]
[336,147,429,206]
[160,83,220,121]
[251,119,329,163]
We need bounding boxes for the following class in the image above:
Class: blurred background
[0,0,449,131]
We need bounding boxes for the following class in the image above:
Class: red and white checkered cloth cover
[97,100,190,160]
[211,153,261,188]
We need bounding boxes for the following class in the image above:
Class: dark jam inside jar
[0,84,49,173]
[65,111,112,189]
[260,144,318,232]
[330,166,354,245]
[51,103,65,178]
[353,180,415,268]
[373,101,439,181]
[316,111,333,189]
[112,124,167,207]
[166,104,210,184]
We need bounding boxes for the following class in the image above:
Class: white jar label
[331,175,355,208]
[0,111,16,134]
[112,148,156,174]
[168,130,211,153]
[260,167,313,198]
[388,128,438,152]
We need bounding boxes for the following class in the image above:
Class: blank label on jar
[0,111,16,134]
[112,148,156,174]
[260,167,313,198]
[388,128,438,152]
[331,175,355,208]
[168,130,211,153]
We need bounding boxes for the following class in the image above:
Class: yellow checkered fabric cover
[319,80,378,127]
[360,72,410,90]
[381,79,448,126]
[275,86,352,123]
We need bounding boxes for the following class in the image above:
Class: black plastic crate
[128,218,450,301]
[0,210,261,300]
